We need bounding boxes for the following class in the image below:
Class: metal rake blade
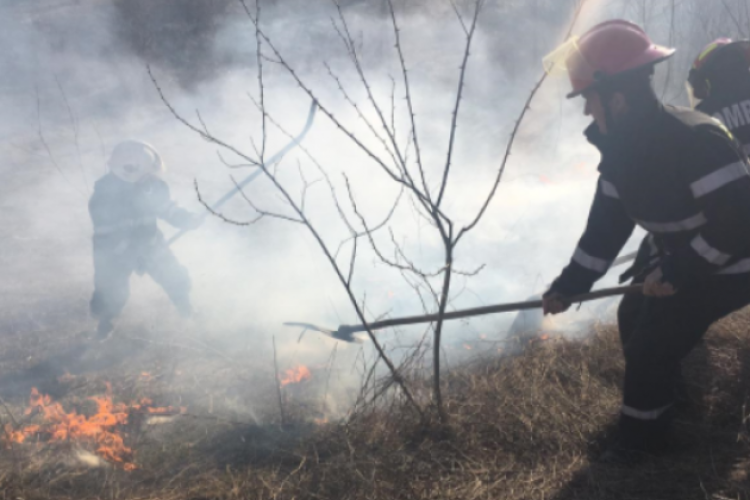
[283,322,363,343]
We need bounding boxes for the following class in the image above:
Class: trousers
[616,272,750,448]
[90,239,192,321]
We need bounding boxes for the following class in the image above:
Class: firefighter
[89,140,201,340]
[541,20,750,463]
[688,38,750,148]
[620,39,750,303]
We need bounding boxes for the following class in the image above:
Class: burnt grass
[1,309,750,500]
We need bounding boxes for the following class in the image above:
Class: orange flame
[4,385,184,471]
[280,365,312,387]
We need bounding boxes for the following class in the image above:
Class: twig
[54,75,89,193]
[436,0,483,208]
[35,85,84,197]
[455,0,590,244]
[273,336,286,427]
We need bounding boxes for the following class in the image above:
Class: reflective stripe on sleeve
[690,161,750,198]
[600,178,620,199]
[573,247,610,273]
[634,213,707,233]
[718,257,750,274]
[621,403,672,421]
[691,234,731,266]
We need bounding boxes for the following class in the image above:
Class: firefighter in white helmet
[89,140,202,340]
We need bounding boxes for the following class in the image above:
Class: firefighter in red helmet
[542,20,750,463]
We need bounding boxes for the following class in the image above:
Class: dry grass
[2,310,750,500]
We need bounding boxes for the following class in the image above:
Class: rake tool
[284,283,642,343]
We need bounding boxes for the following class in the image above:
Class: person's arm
[153,180,202,230]
[544,177,635,313]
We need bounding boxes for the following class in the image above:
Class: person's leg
[144,244,193,318]
[617,288,644,348]
[90,244,134,338]
[609,275,750,461]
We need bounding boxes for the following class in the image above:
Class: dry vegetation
[0,307,749,499]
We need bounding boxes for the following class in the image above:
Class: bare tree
[152,0,589,424]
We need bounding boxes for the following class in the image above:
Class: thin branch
[246,97,406,269]
[449,0,470,36]
[323,62,402,174]
[453,263,486,277]
[217,150,261,169]
[36,86,83,197]
[255,0,268,161]
[345,175,441,279]
[385,0,431,201]
[152,56,423,421]
[456,0,590,244]
[436,0,483,208]
[329,3,425,199]
[273,336,286,427]
[55,75,89,193]
[195,177,303,225]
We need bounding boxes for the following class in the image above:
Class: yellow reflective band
[694,42,720,69]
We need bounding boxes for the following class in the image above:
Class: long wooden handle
[166,101,318,247]
[340,284,641,335]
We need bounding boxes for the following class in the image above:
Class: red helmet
[688,38,750,100]
[544,20,675,98]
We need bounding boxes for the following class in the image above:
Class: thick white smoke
[0,0,745,417]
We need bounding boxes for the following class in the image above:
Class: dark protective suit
[547,102,750,450]
[89,173,196,322]
[697,72,750,151]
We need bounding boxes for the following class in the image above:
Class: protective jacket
[697,76,750,153]
[550,102,750,294]
[88,173,195,322]
[89,173,195,253]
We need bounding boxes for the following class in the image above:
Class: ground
[0,305,749,499]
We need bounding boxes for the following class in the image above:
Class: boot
[599,411,671,465]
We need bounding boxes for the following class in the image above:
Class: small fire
[463,344,472,350]
[280,365,312,387]
[3,385,184,471]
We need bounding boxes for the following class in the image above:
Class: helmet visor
[543,36,598,98]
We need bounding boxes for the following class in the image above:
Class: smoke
[111,0,235,89]
[0,0,745,424]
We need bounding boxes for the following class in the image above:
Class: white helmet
[108,140,164,183]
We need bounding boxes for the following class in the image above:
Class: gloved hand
[643,267,676,297]
[542,291,572,315]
